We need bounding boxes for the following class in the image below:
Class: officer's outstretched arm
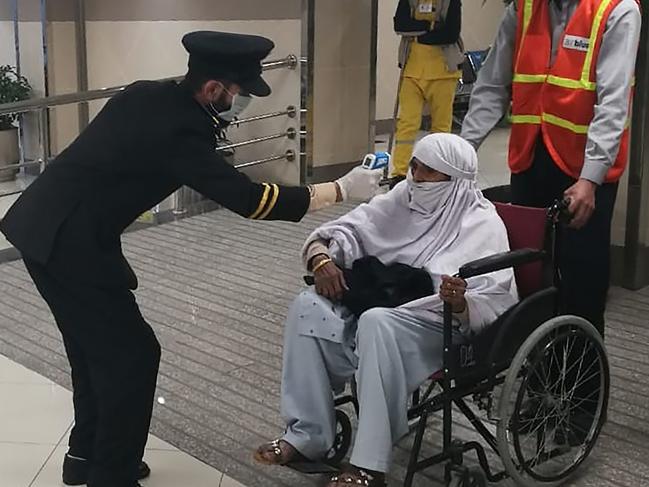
[170,143,382,223]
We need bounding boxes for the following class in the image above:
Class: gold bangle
[312,258,332,273]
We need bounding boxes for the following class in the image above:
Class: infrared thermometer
[361,151,391,170]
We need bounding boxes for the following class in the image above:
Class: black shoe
[63,454,151,486]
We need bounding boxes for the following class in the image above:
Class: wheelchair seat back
[446,201,556,380]
[493,202,547,298]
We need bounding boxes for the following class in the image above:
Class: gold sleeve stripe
[258,184,280,220]
[249,183,271,219]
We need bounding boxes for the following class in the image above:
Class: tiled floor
[0,354,243,487]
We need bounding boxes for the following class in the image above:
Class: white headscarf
[303,133,518,334]
[406,133,477,215]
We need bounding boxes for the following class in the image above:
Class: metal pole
[12,0,20,73]
[234,150,296,169]
[39,107,50,170]
[172,187,186,216]
[623,9,649,290]
[368,0,379,154]
[261,55,298,71]
[214,128,296,153]
[300,0,315,185]
[12,0,26,168]
[230,106,296,127]
[0,56,299,116]
[39,0,50,170]
[0,161,40,172]
[74,0,90,129]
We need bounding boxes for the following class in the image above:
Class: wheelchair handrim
[512,329,607,481]
[496,315,610,487]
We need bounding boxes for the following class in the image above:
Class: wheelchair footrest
[287,460,339,474]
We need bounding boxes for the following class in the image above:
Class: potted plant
[0,65,31,183]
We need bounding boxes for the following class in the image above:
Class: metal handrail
[0,125,298,199]
[232,106,296,126]
[0,54,300,205]
[0,55,298,116]
[215,128,296,152]
[234,149,295,169]
[170,149,297,216]
[0,160,40,173]
[0,105,297,175]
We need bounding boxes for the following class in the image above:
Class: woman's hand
[311,255,348,302]
[440,275,467,313]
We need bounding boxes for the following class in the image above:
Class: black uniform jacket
[0,80,309,288]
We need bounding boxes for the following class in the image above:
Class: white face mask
[218,94,252,123]
[406,170,455,215]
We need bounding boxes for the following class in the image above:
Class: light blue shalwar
[280,288,464,473]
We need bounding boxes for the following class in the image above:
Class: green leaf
[0,65,32,131]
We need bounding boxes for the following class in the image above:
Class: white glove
[336,166,383,201]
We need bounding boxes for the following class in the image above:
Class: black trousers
[24,258,161,487]
[510,140,618,336]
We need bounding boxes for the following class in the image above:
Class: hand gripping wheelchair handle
[457,248,546,280]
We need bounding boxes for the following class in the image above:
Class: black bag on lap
[341,256,435,318]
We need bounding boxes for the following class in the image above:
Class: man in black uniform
[0,31,381,487]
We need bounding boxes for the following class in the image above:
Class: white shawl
[302,134,518,335]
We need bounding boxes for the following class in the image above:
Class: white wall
[0,21,17,67]
[312,0,373,167]
[48,22,79,155]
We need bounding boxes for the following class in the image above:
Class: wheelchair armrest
[458,249,545,279]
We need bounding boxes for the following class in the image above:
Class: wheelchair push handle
[547,198,573,225]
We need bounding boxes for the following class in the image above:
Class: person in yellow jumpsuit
[391,0,463,183]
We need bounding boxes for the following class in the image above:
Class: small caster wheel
[464,468,487,487]
[446,466,487,487]
[324,410,352,466]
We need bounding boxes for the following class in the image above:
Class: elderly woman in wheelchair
[255,133,609,487]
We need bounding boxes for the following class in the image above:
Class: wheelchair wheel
[325,410,353,466]
[496,316,609,487]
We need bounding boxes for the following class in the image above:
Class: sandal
[254,439,306,466]
[327,465,386,487]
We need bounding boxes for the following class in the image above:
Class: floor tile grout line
[28,422,73,487]
[0,441,61,446]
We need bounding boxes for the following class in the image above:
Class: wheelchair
[452,49,490,130]
[307,193,609,487]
